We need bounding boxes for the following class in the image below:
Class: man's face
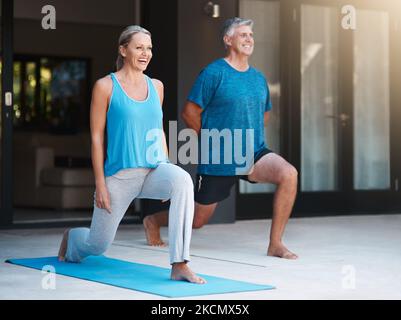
[225,25,254,56]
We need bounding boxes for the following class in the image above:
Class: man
[143,17,298,259]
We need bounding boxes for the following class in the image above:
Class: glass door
[300,4,340,193]
[237,0,401,217]
[353,9,390,191]
[295,0,400,213]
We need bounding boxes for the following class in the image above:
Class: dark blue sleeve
[187,68,216,110]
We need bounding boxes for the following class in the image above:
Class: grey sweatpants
[65,163,194,264]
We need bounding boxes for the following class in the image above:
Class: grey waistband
[111,167,151,180]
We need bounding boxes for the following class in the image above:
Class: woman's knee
[181,170,194,187]
[90,239,112,256]
[171,167,194,190]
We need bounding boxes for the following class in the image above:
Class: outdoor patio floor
[1,214,400,300]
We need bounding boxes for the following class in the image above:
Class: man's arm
[181,101,203,134]
[264,111,270,127]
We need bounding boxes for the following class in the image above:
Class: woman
[57,25,205,284]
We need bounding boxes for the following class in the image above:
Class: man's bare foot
[267,242,298,259]
[143,215,166,247]
[171,263,206,284]
[58,229,70,261]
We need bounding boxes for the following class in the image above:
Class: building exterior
[1,0,401,228]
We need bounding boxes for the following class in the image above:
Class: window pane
[301,4,339,192]
[40,63,52,123]
[353,10,390,190]
[12,57,88,133]
[49,60,87,134]
[13,62,22,125]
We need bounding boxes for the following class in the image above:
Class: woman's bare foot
[143,215,166,246]
[267,242,298,259]
[171,263,206,284]
[58,229,70,261]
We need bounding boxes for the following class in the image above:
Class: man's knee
[279,165,298,184]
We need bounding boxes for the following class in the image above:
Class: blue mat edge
[5,257,275,298]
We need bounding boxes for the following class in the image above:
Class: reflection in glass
[301,5,339,192]
[12,57,87,133]
[353,10,390,190]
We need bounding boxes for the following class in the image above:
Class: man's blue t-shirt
[187,58,272,176]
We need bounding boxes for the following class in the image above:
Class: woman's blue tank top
[104,73,168,177]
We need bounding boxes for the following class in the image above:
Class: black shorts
[194,148,273,205]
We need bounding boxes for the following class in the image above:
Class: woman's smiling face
[120,32,153,71]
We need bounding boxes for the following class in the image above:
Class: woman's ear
[119,45,127,58]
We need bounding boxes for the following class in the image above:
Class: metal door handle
[326,113,350,127]
[326,113,350,121]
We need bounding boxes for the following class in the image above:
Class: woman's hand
[95,183,112,214]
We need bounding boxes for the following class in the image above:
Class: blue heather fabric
[104,73,168,177]
[187,58,272,176]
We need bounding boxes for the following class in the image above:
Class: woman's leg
[62,169,149,262]
[138,163,205,284]
[138,163,194,264]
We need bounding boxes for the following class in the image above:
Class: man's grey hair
[221,17,254,48]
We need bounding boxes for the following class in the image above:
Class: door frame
[1,0,14,227]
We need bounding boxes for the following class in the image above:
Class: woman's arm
[152,78,169,157]
[90,77,112,213]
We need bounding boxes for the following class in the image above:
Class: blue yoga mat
[6,256,275,298]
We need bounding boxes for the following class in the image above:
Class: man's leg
[144,173,234,245]
[143,202,218,245]
[192,202,218,229]
[247,152,299,259]
[143,208,169,246]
